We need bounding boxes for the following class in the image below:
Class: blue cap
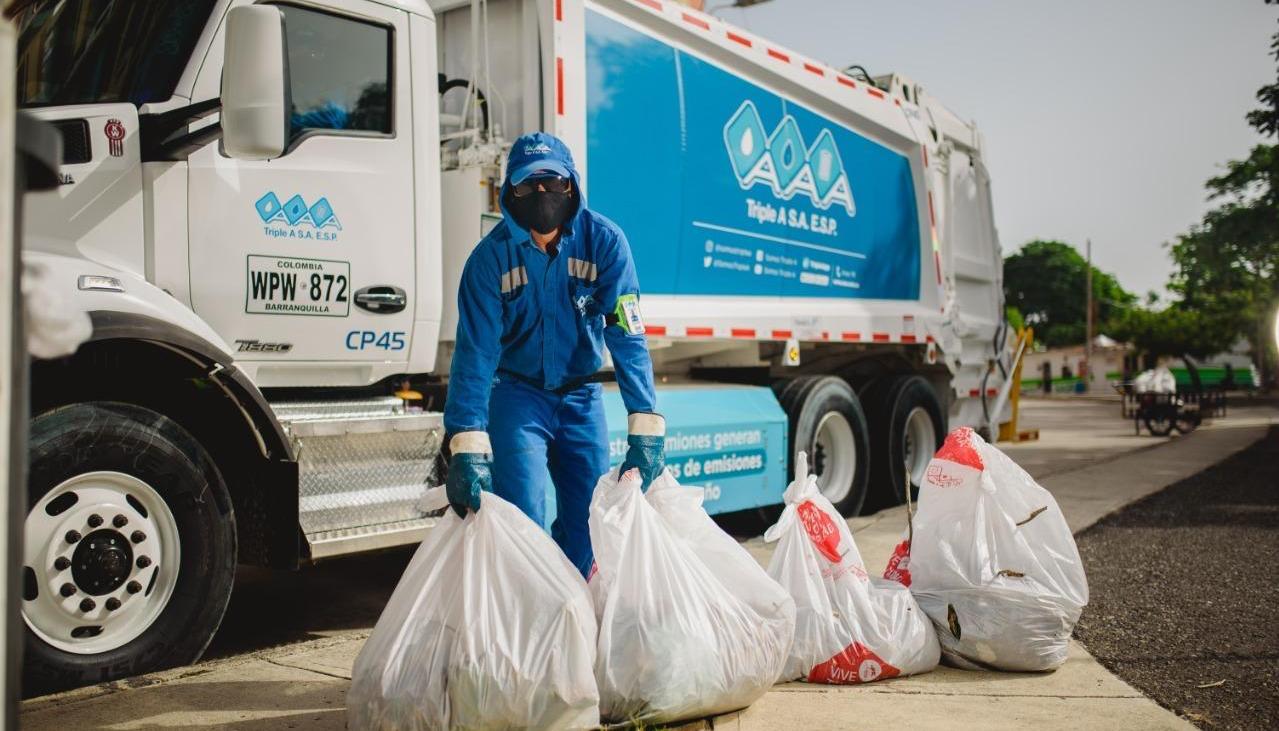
[506,132,576,185]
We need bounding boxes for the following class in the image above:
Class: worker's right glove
[619,413,666,491]
[446,431,492,518]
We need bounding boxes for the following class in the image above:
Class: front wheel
[23,403,236,696]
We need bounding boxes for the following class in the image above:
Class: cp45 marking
[346,331,406,351]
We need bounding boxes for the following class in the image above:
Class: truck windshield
[14,0,215,108]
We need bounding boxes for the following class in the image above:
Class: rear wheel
[1144,405,1175,437]
[1174,404,1201,434]
[781,376,870,517]
[867,375,946,508]
[23,403,236,696]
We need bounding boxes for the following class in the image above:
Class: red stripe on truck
[771,329,793,339]
[726,31,752,47]
[556,58,564,116]
[927,191,936,226]
[682,12,710,30]
[647,325,667,336]
[686,326,714,337]
[867,87,885,99]
[731,328,756,338]
[555,0,562,20]
[837,75,857,89]
[969,388,980,397]
[635,0,662,10]
[841,332,861,342]
[803,63,824,76]
[768,48,790,62]
[901,334,918,343]
[872,332,891,342]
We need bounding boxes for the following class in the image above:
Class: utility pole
[1084,238,1093,393]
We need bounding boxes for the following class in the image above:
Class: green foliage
[1110,305,1238,360]
[1003,240,1135,348]
[1112,20,1279,386]
[1004,305,1025,332]
[1246,22,1279,137]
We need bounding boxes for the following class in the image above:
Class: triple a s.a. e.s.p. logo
[723,100,856,217]
[255,192,342,241]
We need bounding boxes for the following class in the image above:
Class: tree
[1003,240,1136,348]
[1159,19,1279,386]
[1004,306,1025,333]
[1110,305,1238,361]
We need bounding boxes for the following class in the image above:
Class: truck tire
[22,403,236,696]
[866,375,946,508]
[781,376,870,517]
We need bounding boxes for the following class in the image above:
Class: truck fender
[24,250,291,459]
[23,252,302,568]
[23,250,235,356]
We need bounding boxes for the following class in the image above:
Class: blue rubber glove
[446,432,492,518]
[619,413,665,491]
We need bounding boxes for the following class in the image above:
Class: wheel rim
[811,411,857,504]
[23,471,181,655]
[902,406,936,490]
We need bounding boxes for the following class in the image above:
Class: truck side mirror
[221,5,289,160]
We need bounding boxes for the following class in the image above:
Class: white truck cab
[18,0,448,694]
[14,0,1009,694]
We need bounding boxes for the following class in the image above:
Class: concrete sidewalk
[21,404,1276,731]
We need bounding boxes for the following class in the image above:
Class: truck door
[188,1,415,384]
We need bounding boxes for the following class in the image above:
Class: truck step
[306,517,440,560]
[271,398,445,550]
[272,396,411,423]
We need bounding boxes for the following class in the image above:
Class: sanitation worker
[442,132,664,577]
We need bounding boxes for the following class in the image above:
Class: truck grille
[52,119,91,164]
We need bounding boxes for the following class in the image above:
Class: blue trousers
[488,377,608,578]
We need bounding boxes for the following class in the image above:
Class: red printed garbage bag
[764,452,939,684]
[589,468,795,724]
[889,428,1089,672]
[348,489,600,731]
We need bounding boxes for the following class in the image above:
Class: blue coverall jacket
[443,132,657,575]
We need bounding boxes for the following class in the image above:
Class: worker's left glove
[619,413,665,491]
[446,431,492,518]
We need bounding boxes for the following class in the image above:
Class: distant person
[1222,363,1236,391]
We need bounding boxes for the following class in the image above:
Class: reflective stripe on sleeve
[499,266,528,294]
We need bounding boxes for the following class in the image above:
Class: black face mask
[507,188,575,235]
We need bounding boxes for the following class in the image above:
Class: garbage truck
[14,0,1008,691]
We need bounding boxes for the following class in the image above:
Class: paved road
[1074,427,1279,730]
[206,396,1176,661]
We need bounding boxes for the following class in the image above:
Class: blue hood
[499,132,584,239]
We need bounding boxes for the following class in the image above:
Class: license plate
[245,255,350,317]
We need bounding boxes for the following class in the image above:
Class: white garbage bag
[1134,366,1176,394]
[348,489,600,731]
[888,427,1089,672]
[589,468,795,724]
[764,453,939,684]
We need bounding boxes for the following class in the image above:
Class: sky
[715,0,1278,299]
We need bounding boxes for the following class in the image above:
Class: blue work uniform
[443,133,657,577]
